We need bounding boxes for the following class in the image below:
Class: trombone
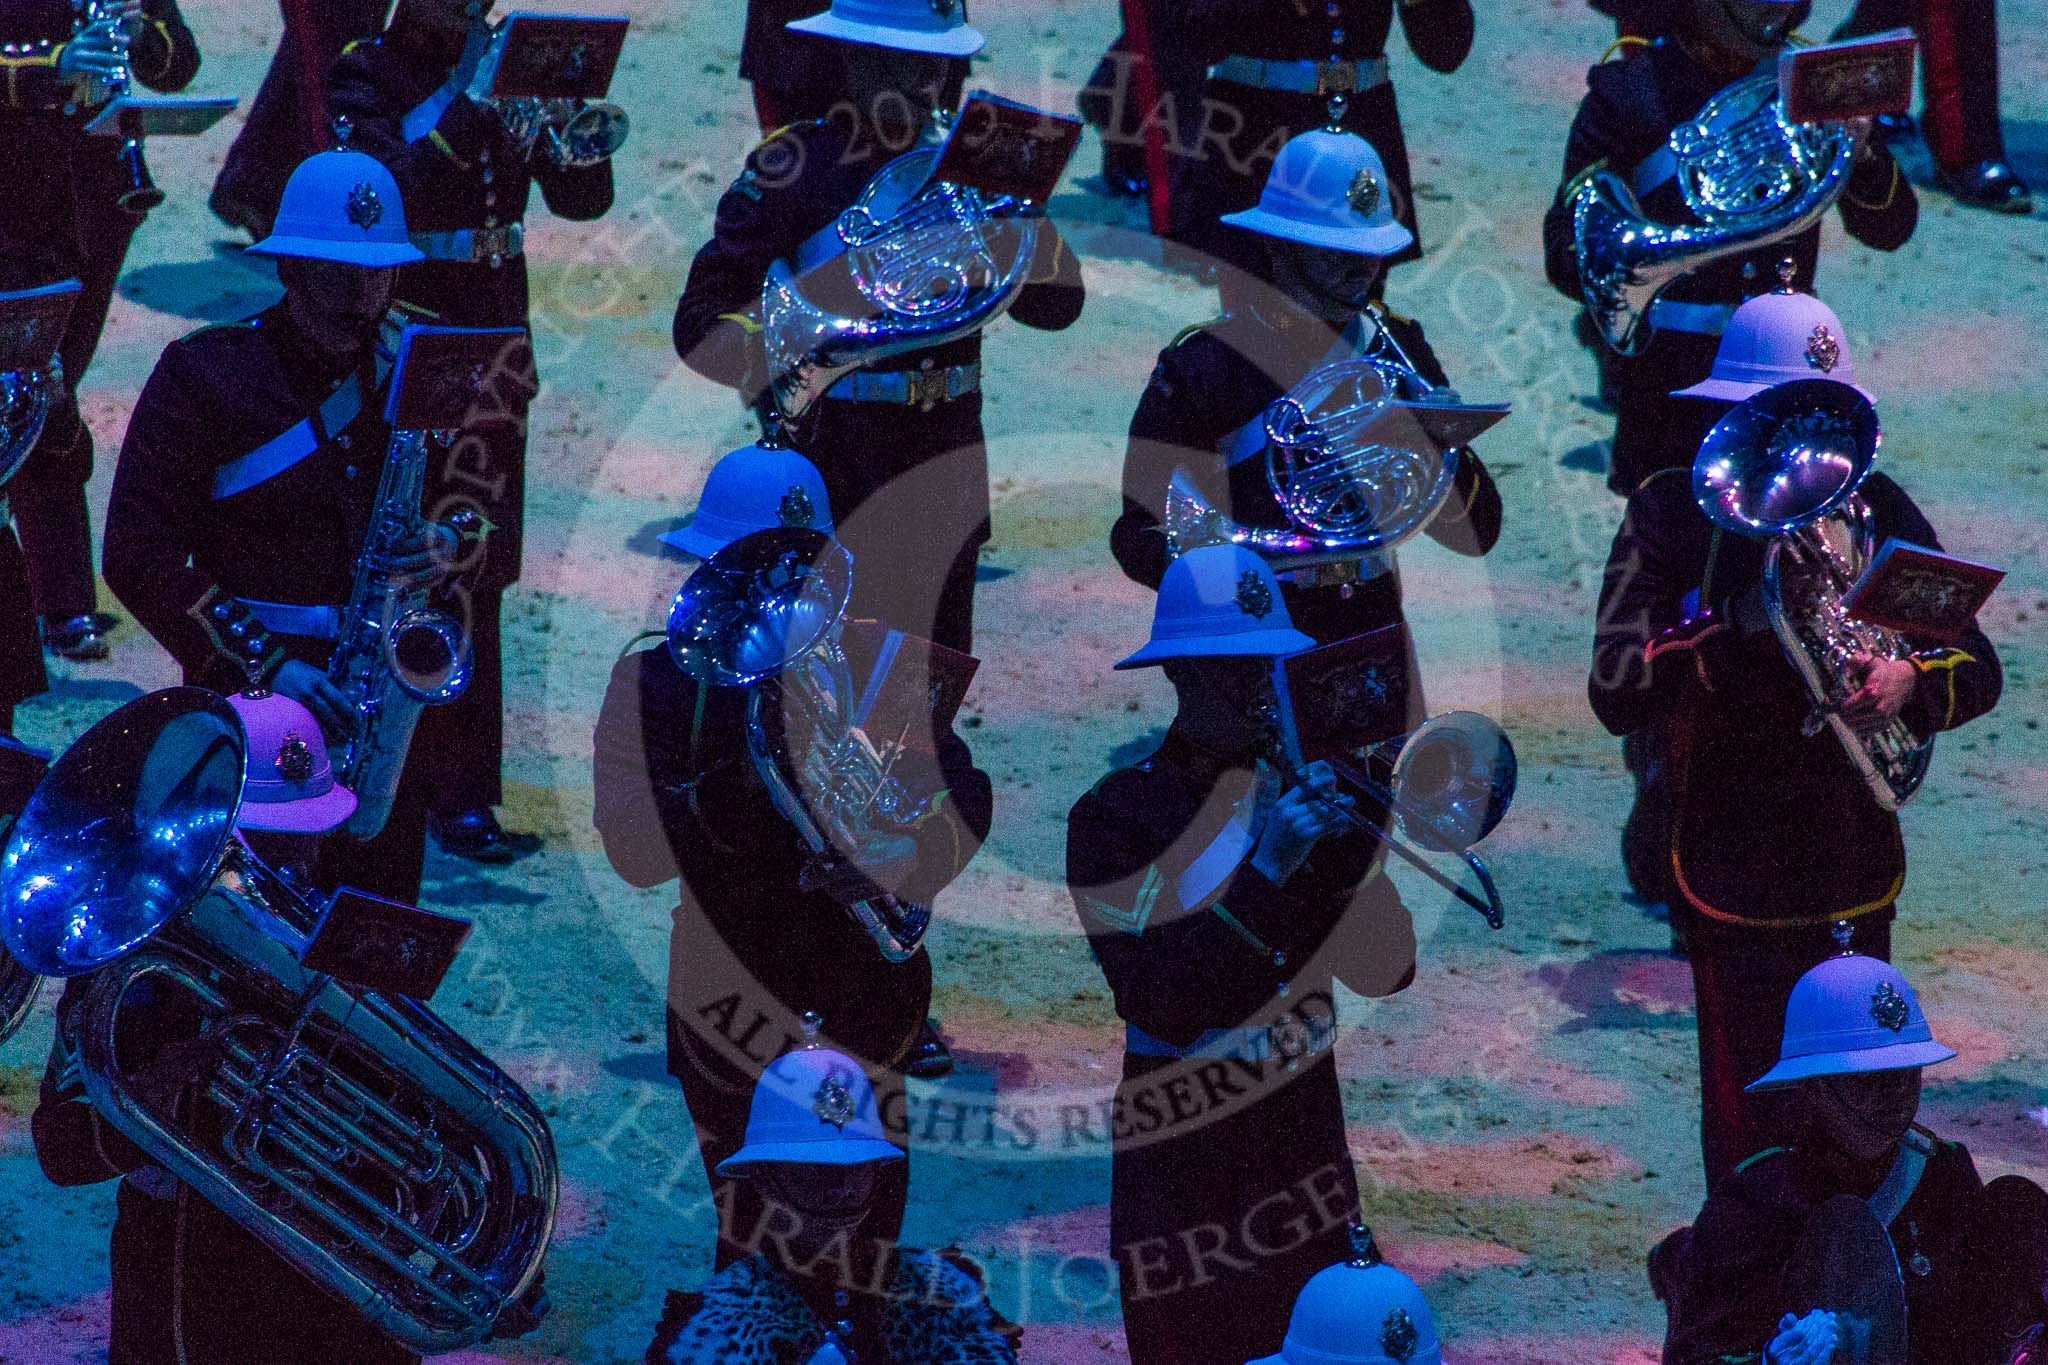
[1266,710,1516,930]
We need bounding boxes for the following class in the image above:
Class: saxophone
[326,323,473,840]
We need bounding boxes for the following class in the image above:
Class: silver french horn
[1693,378,1932,810]
[0,688,557,1351]
[1166,306,1474,573]
[1572,73,1860,354]
[665,528,937,961]
[762,110,1044,421]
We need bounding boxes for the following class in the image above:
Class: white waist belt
[411,223,526,264]
[235,598,342,640]
[827,361,981,410]
[1210,54,1390,96]
[1648,298,1738,336]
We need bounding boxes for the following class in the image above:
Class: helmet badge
[277,732,316,784]
[813,1072,856,1129]
[1347,167,1380,219]
[1380,1306,1420,1362]
[1235,571,1274,620]
[1805,325,1840,374]
[1871,981,1910,1032]
[778,484,816,528]
[345,182,385,232]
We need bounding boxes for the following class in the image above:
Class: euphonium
[1692,378,1933,810]
[325,321,473,841]
[0,689,557,1351]
[665,529,936,961]
[762,110,1044,420]
[1166,307,1464,571]
[0,283,75,491]
[0,738,48,1045]
[1262,707,1517,929]
[1572,74,1858,354]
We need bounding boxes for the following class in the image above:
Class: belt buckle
[1316,60,1360,95]
[907,367,944,412]
[476,223,511,267]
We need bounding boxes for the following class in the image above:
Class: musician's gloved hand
[272,659,356,743]
[1251,761,1354,885]
[373,523,462,582]
[1765,1309,1842,1365]
[56,5,137,82]
[1839,652,1917,733]
[800,835,918,906]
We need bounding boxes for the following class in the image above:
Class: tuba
[1693,378,1933,810]
[0,688,556,1351]
[0,737,46,1045]
[665,529,936,961]
[1263,708,1517,930]
[1572,73,1859,354]
[1166,307,1475,572]
[762,111,1044,421]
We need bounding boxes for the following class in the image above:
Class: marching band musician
[1653,946,2048,1364]
[1068,544,1420,1365]
[673,0,1086,658]
[329,0,618,863]
[0,0,199,662]
[645,1041,1021,1364]
[1588,344,2001,1189]
[1113,123,1502,653]
[1541,0,1918,497]
[28,688,422,1365]
[101,145,471,906]
[593,444,994,1270]
[1168,0,1475,284]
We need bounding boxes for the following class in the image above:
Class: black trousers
[1111,1048,1360,1365]
[10,132,148,622]
[108,1176,417,1365]
[1682,911,1893,1191]
[1078,5,1209,232]
[0,523,48,722]
[1836,0,2013,170]
[211,0,392,226]
[412,584,505,814]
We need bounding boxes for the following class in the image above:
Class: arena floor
[1,1,2044,1361]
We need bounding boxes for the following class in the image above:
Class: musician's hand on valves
[800,836,919,907]
[375,524,462,582]
[1250,761,1353,885]
[1839,652,1917,733]
[57,5,136,82]
[1765,1309,1842,1365]
[271,659,356,743]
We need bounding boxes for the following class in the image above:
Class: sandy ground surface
[1,2,2044,1361]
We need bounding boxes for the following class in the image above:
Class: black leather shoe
[43,612,113,661]
[905,1018,954,1079]
[428,807,541,863]
[1940,159,2034,214]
